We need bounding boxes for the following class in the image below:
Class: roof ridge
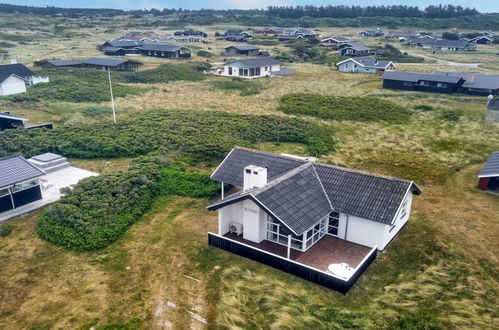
[251,162,313,195]
[233,146,308,164]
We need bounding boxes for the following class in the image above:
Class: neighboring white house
[221,57,281,79]
[0,63,49,96]
[336,56,396,73]
[0,74,27,96]
[207,147,421,253]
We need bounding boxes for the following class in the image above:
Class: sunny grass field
[0,14,499,329]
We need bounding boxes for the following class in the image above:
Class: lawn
[0,15,498,329]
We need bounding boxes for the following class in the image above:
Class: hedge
[278,93,412,123]
[0,109,336,160]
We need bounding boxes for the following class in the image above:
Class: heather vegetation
[5,63,207,103]
[278,93,412,123]
[0,109,335,159]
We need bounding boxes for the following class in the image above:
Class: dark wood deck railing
[208,232,377,294]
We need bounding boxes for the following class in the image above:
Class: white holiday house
[206,148,421,291]
[0,64,49,96]
[221,57,281,79]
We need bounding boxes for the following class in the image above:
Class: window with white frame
[0,188,10,198]
[304,216,328,250]
[266,215,303,250]
[437,82,447,88]
[328,211,340,236]
[11,179,39,193]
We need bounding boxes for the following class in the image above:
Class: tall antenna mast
[108,68,116,124]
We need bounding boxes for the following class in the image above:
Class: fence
[208,232,377,294]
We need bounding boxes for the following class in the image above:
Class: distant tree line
[266,5,479,19]
[0,3,480,19]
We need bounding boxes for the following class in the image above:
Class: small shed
[478,152,499,193]
[0,155,45,214]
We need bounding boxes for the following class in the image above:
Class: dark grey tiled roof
[462,74,499,90]
[0,63,35,83]
[0,112,27,121]
[478,152,499,178]
[433,39,469,48]
[346,56,392,69]
[210,147,420,226]
[139,44,187,52]
[226,45,260,51]
[488,100,499,110]
[82,57,129,67]
[46,59,82,66]
[108,39,144,47]
[209,163,332,235]
[225,57,281,68]
[381,71,462,83]
[0,155,45,188]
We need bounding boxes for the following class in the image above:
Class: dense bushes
[196,50,214,57]
[278,93,412,123]
[5,63,206,103]
[37,156,220,251]
[212,78,266,96]
[0,224,13,238]
[37,155,167,251]
[0,109,336,160]
[158,168,219,198]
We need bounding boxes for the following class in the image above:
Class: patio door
[328,212,340,236]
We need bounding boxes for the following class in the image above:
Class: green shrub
[212,78,266,96]
[0,224,13,238]
[0,108,336,160]
[197,50,214,57]
[82,105,112,117]
[5,63,207,103]
[278,93,412,123]
[37,154,168,251]
[248,39,279,46]
[440,110,461,122]
[414,104,434,111]
[158,169,220,198]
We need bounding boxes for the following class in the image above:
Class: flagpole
[108,68,116,124]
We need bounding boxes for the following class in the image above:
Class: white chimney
[10,59,18,64]
[243,165,267,191]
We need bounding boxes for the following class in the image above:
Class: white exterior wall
[337,61,383,73]
[0,75,27,96]
[218,202,243,235]
[222,64,281,79]
[218,199,266,243]
[381,191,413,249]
[344,214,387,249]
[242,199,266,242]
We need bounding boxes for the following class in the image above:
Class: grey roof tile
[478,152,499,177]
[225,57,281,68]
[82,57,129,66]
[0,64,35,83]
[0,155,45,188]
[210,147,420,226]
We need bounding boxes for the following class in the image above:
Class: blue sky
[1,1,495,12]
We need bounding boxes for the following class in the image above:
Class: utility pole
[108,68,116,124]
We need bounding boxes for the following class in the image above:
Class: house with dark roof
[486,98,499,123]
[431,39,476,51]
[384,31,421,40]
[319,37,351,49]
[222,45,260,57]
[336,56,395,73]
[207,148,420,292]
[468,36,494,45]
[338,41,371,57]
[0,155,45,215]
[224,31,251,42]
[174,30,207,38]
[478,152,499,193]
[0,63,49,96]
[381,71,466,93]
[433,71,499,95]
[138,44,191,58]
[357,29,384,38]
[221,57,282,79]
[34,59,82,68]
[98,38,145,55]
[0,111,52,131]
[81,58,142,71]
